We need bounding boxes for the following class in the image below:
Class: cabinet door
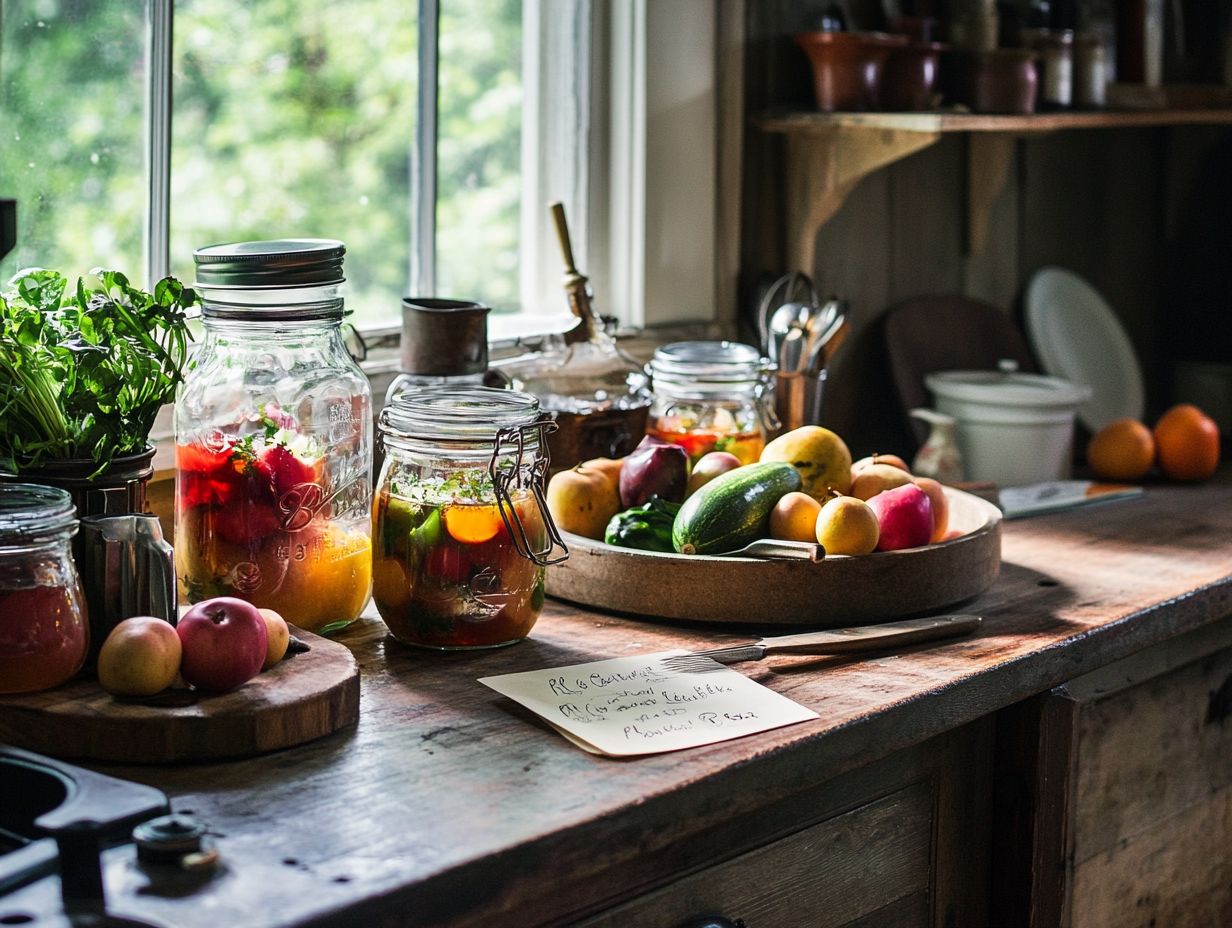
[1068,642,1232,927]
[995,620,1232,927]
[578,780,933,928]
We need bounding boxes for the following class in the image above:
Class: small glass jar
[1038,30,1075,109]
[174,239,373,634]
[372,387,567,650]
[646,341,778,465]
[0,484,88,694]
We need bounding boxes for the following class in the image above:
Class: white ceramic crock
[925,367,1092,487]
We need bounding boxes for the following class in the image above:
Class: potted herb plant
[0,267,197,516]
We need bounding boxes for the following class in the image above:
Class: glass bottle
[372,387,566,650]
[174,239,373,634]
[646,341,778,465]
[0,484,88,693]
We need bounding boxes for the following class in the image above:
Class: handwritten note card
[479,652,818,757]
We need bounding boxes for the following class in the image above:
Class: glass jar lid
[193,239,345,287]
[380,387,544,446]
[0,483,78,544]
[649,340,772,385]
[193,239,347,321]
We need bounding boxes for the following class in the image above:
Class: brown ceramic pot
[858,33,910,110]
[965,49,1039,114]
[881,42,948,111]
[794,31,865,112]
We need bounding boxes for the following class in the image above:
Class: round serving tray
[546,487,1002,626]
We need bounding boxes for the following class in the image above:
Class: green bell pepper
[604,496,681,553]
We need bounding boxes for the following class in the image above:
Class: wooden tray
[547,487,1002,626]
[0,627,359,764]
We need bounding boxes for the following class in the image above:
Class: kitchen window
[0,0,721,334]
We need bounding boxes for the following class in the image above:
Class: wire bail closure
[489,417,569,567]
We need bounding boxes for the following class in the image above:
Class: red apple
[177,596,268,692]
[866,483,933,552]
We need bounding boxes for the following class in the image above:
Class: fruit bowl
[545,486,1001,626]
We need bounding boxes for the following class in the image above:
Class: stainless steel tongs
[660,614,982,673]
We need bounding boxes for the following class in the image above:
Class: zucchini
[672,462,802,555]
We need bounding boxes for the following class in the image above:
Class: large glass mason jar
[0,484,89,693]
[175,239,372,634]
[372,387,567,650]
[646,340,779,465]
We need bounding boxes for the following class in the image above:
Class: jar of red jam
[372,387,567,650]
[0,484,89,693]
[174,239,373,634]
[646,340,778,465]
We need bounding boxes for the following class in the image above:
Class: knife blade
[660,614,982,672]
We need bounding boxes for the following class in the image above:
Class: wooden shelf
[759,107,1232,136]
[759,107,1232,266]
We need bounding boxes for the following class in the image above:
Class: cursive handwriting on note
[479,652,818,757]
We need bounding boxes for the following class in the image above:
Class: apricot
[768,491,823,543]
[257,608,291,670]
[98,616,183,697]
[815,496,880,556]
[852,453,910,473]
[686,451,742,497]
[850,463,913,501]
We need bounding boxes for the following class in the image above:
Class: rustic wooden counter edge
[3,472,1230,927]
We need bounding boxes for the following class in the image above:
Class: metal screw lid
[193,238,346,288]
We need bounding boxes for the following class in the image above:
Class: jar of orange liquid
[0,484,89,693]
[372,387,567,649]
[646,340,779,465]
[174,240,372,634]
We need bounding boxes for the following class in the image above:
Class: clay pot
[857,33,910,110]
[881,42,948,111]
[794,31,865,112]
[965,49,1038,114]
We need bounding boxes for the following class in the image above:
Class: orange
[443,503,504,544]
[1153,404,1221,482]
[1086,418,1155,482]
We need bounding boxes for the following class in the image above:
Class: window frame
[137,0,726,337]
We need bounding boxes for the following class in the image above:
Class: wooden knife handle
[759,614,982,656]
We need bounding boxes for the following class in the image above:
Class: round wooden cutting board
[0,627,359,764]
[547,487,1002,626]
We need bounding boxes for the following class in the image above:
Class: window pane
[170,0,417,327]
[0,1,146,283]
[436,0,523,314]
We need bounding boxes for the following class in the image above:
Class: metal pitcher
[78,514,177,662]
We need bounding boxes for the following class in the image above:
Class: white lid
[925,368,1092,409]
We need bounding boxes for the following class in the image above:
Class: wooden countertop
[7,472,1232,928]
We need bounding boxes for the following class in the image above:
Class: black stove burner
[0,745,169,920]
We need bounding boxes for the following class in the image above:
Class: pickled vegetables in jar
[373,387,566,650]
[646,340,778,465]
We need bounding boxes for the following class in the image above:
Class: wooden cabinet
[578,720,993,928]
[993,617,1232,927]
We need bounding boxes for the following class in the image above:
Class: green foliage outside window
[0,0,523,326]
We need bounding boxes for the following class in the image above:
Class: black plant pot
[1,445,156,519]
